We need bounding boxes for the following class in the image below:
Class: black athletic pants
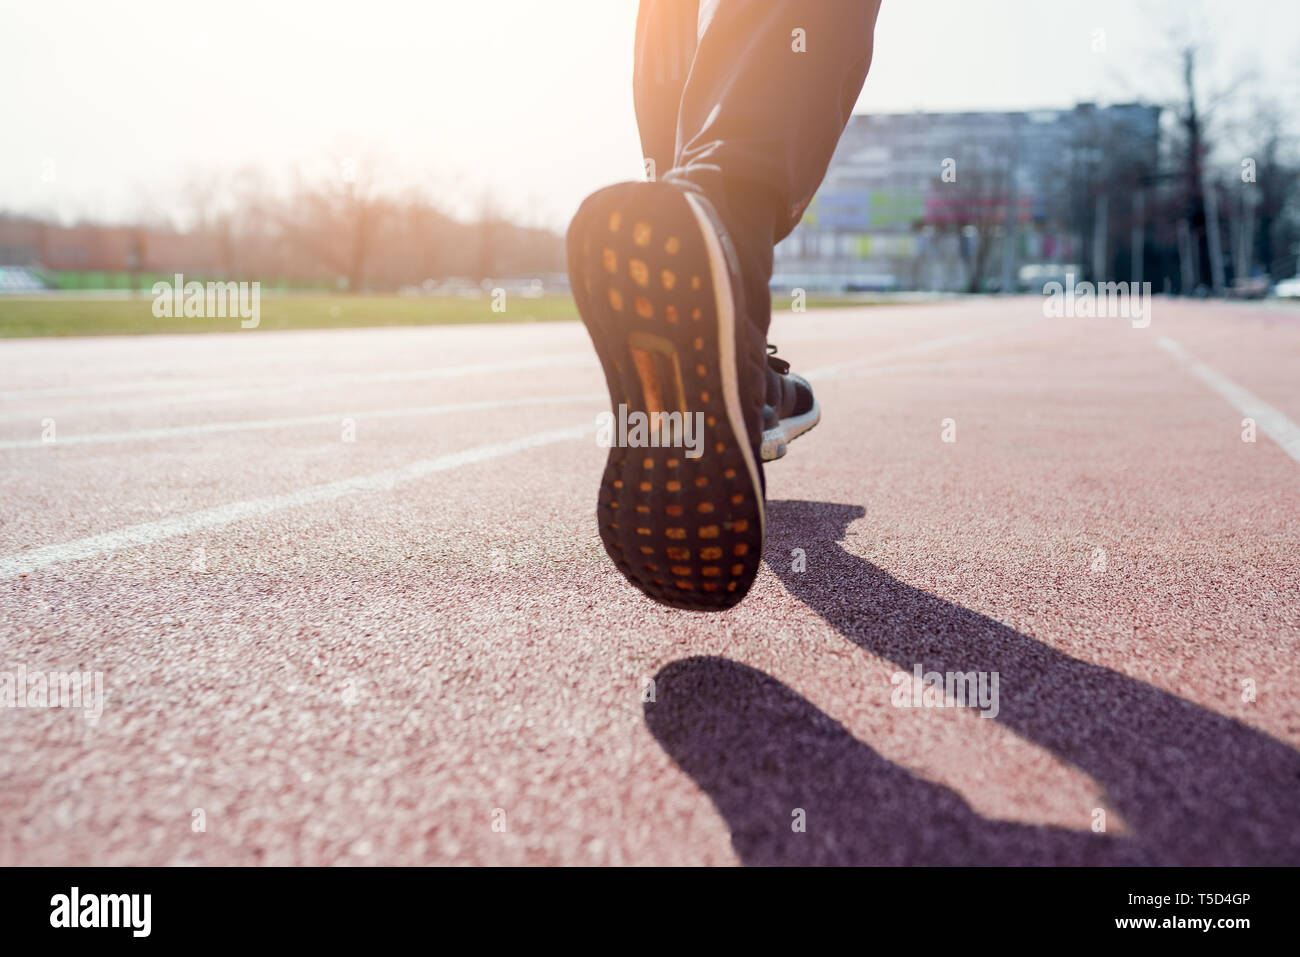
[633,0,882,333]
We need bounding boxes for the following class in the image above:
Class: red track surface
[2,297,1298,865]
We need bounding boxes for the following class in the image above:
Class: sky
[2,0,1297,230]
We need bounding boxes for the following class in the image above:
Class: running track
[2,296,1298,865]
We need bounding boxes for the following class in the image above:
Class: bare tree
[934,147,1016,293]
[275,154,394,292]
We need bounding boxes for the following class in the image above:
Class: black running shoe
[762,344,820,461]
[567,181,768,611]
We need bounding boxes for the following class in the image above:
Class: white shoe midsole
[683,191,765,542]
[761,399,821,462]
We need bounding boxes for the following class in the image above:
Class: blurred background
[2,0,1299,330]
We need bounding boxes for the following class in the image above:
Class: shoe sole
[567,183,765,611]
[762,398,821,461]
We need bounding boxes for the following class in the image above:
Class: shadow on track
[644,500,1300,865]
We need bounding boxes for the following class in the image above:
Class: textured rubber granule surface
[3,298,1300,866]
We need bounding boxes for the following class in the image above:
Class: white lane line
[803,326,1022,381]
[0,394,604,450]
[821,353,1017,381]
[1158,336,1300,463]
[0,353,594,402]
[0,425,588,579]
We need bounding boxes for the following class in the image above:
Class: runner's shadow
[644,500,1300,865]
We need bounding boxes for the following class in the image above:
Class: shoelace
[766,343,790,375]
